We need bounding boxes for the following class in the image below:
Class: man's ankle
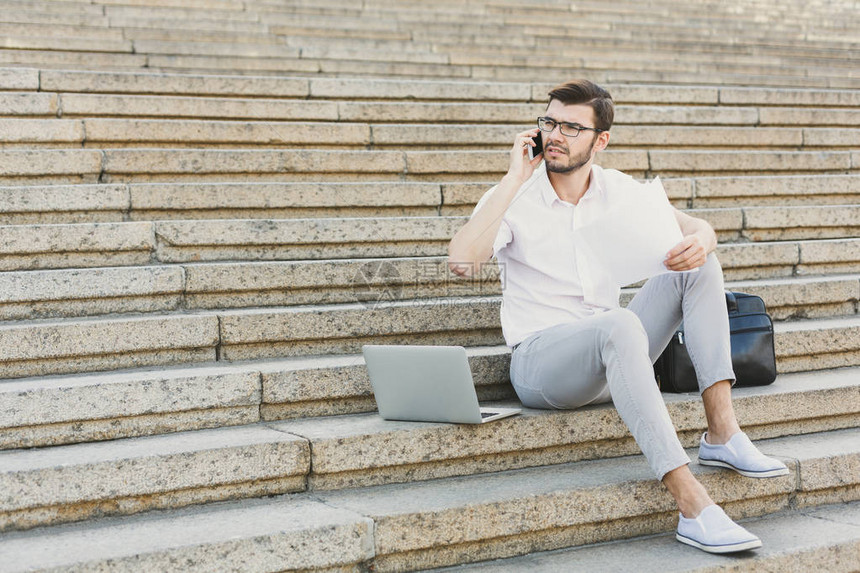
[704,428,740,445]
[663,466,714,518]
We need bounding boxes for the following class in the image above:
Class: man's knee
[700,252,724,280]
[603,308,648,345]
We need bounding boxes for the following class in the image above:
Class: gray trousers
[509,254,735,480]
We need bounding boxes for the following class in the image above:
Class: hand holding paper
[574,177,694,287]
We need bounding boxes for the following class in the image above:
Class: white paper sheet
[574,177,692,287]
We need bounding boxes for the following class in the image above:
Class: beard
[544,133,598,174]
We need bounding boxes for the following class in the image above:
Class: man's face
[542,100,604,175]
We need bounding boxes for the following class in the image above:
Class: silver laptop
[362,344,521,424]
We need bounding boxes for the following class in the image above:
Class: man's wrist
[501,172,528,187]
[697,229,717,253]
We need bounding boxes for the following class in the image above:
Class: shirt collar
[539,163,603,207]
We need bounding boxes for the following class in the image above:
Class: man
[448,80,788,554]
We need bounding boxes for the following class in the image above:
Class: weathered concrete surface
[0,498,374,573]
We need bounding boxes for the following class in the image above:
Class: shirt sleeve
[471,186,513,256]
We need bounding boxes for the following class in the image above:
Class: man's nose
[546,125,565,144]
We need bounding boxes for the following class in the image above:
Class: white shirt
[472,163,652,347]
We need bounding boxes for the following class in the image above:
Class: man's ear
[596,130,610,151]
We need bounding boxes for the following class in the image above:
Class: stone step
[0,92,59,116]
[0,10,109,28]
[358,0,852,21]
[307,428,860,571]
[442,47,856,77]
[0,210,856,271]
[107,16,268,35]
[266,368,860,491]
[6,149,632,184]
[0,182,443,225]
[39,68,312,98]
[433,26,860,54]
[718,86,860,106]
[214,303,860,366]
[0,346,512,448]
[259,335,859,421]
[1,174,856,225]
[0,298,856,379]
[0,265,185,320]
[133,209,860,264]
[686,173,860,208]
[0,49,148,72]
[10,89,857,128]
[305,46,451,67]
[132,39,302,60]
[9,118,859,151]
[645,150,855,177]
[175,260,860,316]
[0,35,134,54]
[433,501,860,573]
[424,27,846,55]
[55,93,343,120]
[151,52,457,78]
[0,221,153,271]
[121,25,283,46]
[336,19,859,54]
[429,33,860,64]
[270,22,412,41]
[103,5,259,23]
[0,362,265,449]
[0,68,39,91]
[720,274,860,320]
[0,119,85,147]
[288,31,855,64]
[0,249,854,321]
[0,424,310,532]
[28,67,860,107]
[102,0,249,8]
[0,147,843,185]
[0,149,104,185]
[473,65,860,91]
[461,15,851,42]
[0,183,131,224]
[741,204,860,241]
[443,174,860,213]
[1,496,375,573]
[2,69,854,119]
[0,1,105,17]
[0,23,122,42]
[0,312,219,379]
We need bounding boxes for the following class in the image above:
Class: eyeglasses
[537,116,604,138]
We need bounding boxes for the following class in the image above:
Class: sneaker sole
[676,532,762,554]
[698,457,790,478]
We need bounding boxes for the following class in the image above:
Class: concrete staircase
[0,0,858,571]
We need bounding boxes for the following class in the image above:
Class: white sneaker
[698,431,789,478]
[676,504,762,553]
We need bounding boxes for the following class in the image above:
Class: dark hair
[547,80,614,132]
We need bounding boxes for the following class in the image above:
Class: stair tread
[0,496,373,573]
[433,500,860,572]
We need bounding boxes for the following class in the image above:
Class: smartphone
[528,133,543,160]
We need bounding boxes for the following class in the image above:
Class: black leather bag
[654,291,777,393]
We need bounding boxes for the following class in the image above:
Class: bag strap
[725,290,738,313]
